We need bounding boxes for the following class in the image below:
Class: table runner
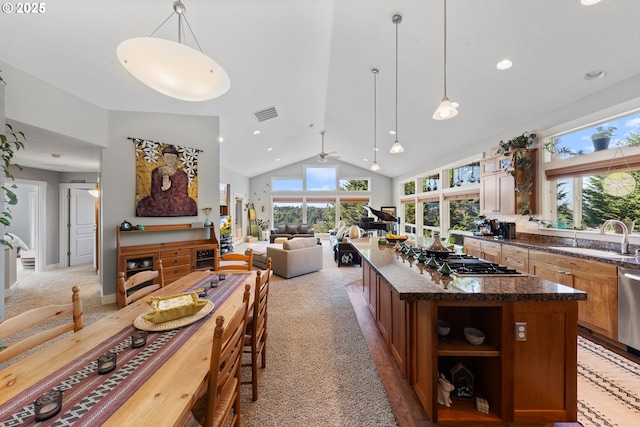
[0,273,251,427]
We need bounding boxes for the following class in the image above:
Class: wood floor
[346,281,585,427]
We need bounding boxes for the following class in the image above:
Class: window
[403,202,416,234]
[339,179,369,191]
[306,198,336,233]
[422,175,440,192]
[403,181,415,196]
[339,198,370,227]
[306,166,336,191]
[273,198,302,224]
[449,197,480,233]
[543,110,640,230]
[272,179,303,191]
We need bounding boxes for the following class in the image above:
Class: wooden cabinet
[481,150,536,215]
[117,224,219,286]
[481,155,515,214]
[513,301,578,423]
[412,300,577,424]
[529,250,618,339]
[362,260,408,376]
[501,245,528,272]
[464,238,501,264]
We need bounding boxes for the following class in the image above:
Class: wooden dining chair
[116,260,165,309]
[242,258,271,401]
[0,286,83,364]
[214,248,253,272]
[187,284,251,427]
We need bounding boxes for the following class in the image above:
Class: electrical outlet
[515,322,527,341]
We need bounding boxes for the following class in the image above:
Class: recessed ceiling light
[275,158,280,162]
[584,69,606,80]
[364,158,369,162]
[389,130,396,135]
[218,137,223,143]
[496,59,513,70]
[581,0,602,5]
[253,130,261,135]
[267,147,273,151]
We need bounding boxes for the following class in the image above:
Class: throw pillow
[286,224,299,234]
[276,224,286,234]
[299,224,310,234]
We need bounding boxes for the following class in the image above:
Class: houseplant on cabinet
[591,126,616,151]
[497,132,537,214]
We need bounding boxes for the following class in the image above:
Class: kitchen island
[350,237,586,425]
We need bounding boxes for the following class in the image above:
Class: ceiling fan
[317,130,340,163]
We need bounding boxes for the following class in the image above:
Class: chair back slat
[214,248,253,272]
[204,284,251,427]
[0,286,83,364]
[117,260,165,308]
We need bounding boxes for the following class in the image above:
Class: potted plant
[543,137,583,159]
[498,132,537,214]
[591,126,616,151]
[1,123,26,247]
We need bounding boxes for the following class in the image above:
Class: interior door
[69,188,95,265]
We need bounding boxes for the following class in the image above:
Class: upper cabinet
[481,149,536,215]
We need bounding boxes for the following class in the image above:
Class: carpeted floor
[3,245,640,426]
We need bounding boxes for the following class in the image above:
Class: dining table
[0,270,256,427]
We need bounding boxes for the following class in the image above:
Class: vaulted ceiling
[2,0,640,177]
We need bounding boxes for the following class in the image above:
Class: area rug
[578,336,640,427]
[238,243,397,427]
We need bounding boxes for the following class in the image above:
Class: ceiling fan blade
[327,153,340,159]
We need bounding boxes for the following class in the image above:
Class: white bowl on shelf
[437,319,451,336]
[464,327,485,345]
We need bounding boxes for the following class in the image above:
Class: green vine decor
[1,123,26,247]
[498,132,537,214]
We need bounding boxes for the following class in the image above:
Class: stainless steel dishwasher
[618,267,640,352]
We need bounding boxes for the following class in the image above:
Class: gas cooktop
[444,254,524,276]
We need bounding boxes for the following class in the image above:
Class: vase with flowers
[202,207,212,226]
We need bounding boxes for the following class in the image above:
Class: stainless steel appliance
[618,267,640,351]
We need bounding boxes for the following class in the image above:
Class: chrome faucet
[599,219,630,254]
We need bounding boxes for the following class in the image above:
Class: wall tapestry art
[131,137,201,217]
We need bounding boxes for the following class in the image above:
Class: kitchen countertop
[466,234,640,267]
[350,237,587,303]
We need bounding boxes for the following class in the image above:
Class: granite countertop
[350,237,587,303]
[466,234,640,267]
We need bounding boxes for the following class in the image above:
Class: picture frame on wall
[381,206,396,218]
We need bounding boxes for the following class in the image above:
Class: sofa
[266,237,323,278]
[269,223,315,243]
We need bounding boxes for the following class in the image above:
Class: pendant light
[432,0,459,120]
[117,1,230,101]
[370,68,381,171]
[390,14,405,154]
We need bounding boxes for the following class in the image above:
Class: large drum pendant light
[117,1,230,101]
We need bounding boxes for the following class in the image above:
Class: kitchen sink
[547,246,637,259]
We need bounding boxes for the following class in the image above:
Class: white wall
[100,111,220,300]
[249,157,393,227]
[0,61,108,148]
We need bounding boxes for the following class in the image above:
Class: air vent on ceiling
[253,106,278,122]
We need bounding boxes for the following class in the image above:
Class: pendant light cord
[395,16,399,140]
[443,0,448,98]
[373,69,378,163]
